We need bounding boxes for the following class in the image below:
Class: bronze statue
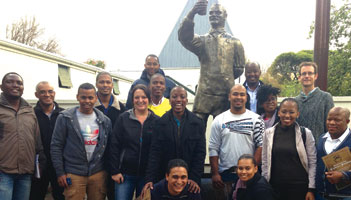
[178,2,245,124]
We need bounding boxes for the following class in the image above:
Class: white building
[0,38,133,106]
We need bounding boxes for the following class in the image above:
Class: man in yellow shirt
[148,74,171,117]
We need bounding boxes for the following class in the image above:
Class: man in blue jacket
[125,54,176,109]
[51,83,112,200]
[316,107,351,199]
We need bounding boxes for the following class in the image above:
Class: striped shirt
[209,109,265,173]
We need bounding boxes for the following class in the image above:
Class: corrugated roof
[159,0,233,69]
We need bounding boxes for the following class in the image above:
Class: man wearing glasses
[296,62,334,142]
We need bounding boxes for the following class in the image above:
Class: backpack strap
[300,126,306,148]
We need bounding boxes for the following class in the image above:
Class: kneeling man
[150,159,201,200]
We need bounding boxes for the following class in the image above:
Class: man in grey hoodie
[51,83,112,200]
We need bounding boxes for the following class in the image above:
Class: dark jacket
[126,69,176,109]
[236,173,276,200]
[34,101,64,165]
[109,109,159,176]
[51,107,112,177]
[145,109,206,184]
[243,80,264,112]
[0,93,45,174]
[151,179,201,200]
[316,130,351,196]
[95,94,126,128]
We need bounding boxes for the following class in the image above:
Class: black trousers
[272,183,308,200]
[106,175,115,200]
[29,164,64,200]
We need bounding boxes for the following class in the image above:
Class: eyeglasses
[300,72,315,76]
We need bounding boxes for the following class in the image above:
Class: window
[58,64,72,88]
[113,79,120,95]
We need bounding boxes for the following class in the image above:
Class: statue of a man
[178,2,245,124]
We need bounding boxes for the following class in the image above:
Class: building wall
[0,40,132,101]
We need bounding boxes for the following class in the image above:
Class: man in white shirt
[243,62,263,113]
[316,107,351,198]
[209,84,264,199]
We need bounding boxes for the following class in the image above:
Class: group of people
[0,5,349,200]
[0,53,205,200]
[1,49,350,200]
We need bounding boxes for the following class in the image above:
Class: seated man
[150,159,201,200]
[148,74,171,117]
[316,107,351,199]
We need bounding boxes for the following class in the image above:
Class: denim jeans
[114,174,145,200]
[0,172,32,200]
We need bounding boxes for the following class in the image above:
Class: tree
[269,50,313,82]
[262,50,312,97]
[309,0,351,96]
[328,50,351,96]
[6,16,60,54]
[85,59,106,69]
[326,0,351,96]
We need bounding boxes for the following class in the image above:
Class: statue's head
[209,4,227,28]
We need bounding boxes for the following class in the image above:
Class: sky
[0,0,321,72]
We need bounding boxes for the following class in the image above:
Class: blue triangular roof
[159,0,233,69]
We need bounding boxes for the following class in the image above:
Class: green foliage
[326,1,351,96]
[329,1,351,50]
[279,80,301,97]
[262,50,312,97]
[328,49,351,96]
[269,50,313,82]
[261,70,301,97]
[85,59,106,69]
[309,0,351,96]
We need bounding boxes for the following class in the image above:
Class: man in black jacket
[143,86,206,195]
[95,72,126,128]
[125,54,176,109]
[243,62,264,113]
[95,72,126,199]
[29,81,64,200]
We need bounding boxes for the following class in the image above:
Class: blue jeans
[0,172,32,200]
[114,174,145,200]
